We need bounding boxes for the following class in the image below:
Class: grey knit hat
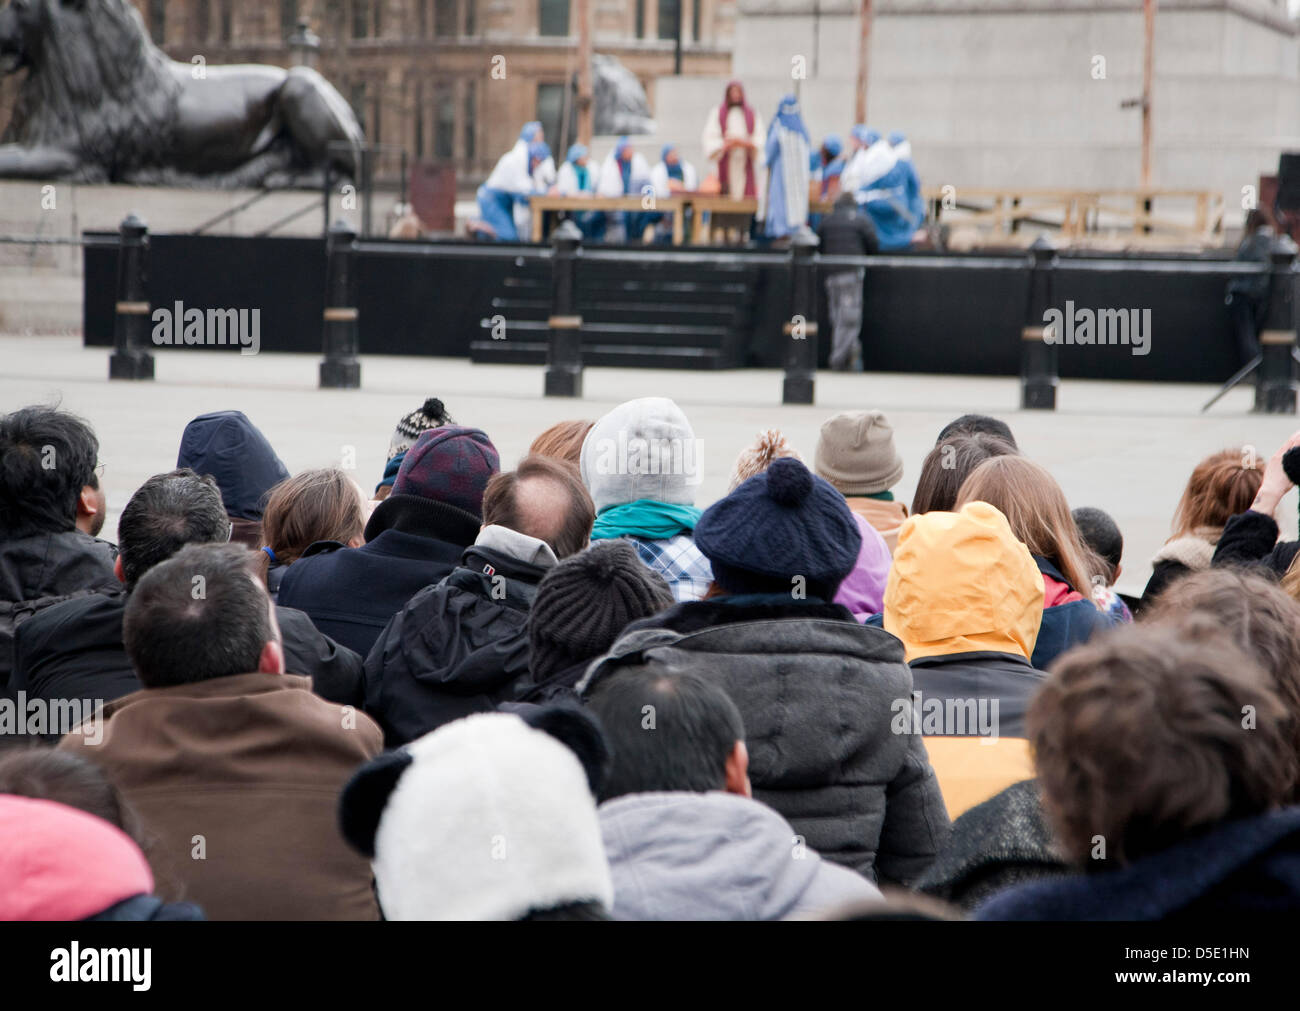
[814,409,904,496]
[527,540,674,683]
[389,397,454,461]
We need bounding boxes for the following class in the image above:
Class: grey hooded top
[600,791,882,920]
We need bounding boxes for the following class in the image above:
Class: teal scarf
[590,499,702,541]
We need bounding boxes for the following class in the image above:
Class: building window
[539,0,569,37]
[693,0,700,42]
[435,0,456,36]
[280,0,298,38]
[658,0,679,41]
[219,0,232,42]
[194,0,210,41]
[417,0,427,37]
[349,82,367,135]
[465,0,476,36]
[435,88,456,159]
[352,0,369,38]
[464,82,477,161]
[148,0,165,44]
[536,83,565,158]
[635,0,644,39]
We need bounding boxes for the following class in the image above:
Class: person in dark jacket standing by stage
[1,406,119,692]
[816,191,879,372]
[176,410,290,548]
[278,426,499,656]
[580,457,950,885]
[1225,210,1275,370]
[363,455,595,746]
[12,469,366,721]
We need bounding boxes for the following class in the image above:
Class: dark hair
[937,414,1018,449]
[481,454,595,559]
[519,900,611,921]
[123,543,274,688]
[1072,506,1123,580]
[1142,568,1300,802]
[118,469,231,590]
[833,191,857,211]
[258,468,365,575]
[0,749,142,845]
[585,667,745,803]
[1030,622,1294,868]
[911,432,1018,515]
[0,406,99,537]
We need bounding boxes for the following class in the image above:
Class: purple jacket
[834,514,890,621]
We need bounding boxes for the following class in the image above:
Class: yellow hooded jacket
[884,502,1046,818]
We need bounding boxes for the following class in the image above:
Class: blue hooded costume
[762,95,811,239]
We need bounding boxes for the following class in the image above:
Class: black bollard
[319,218,362,389]
[544,220,584,398]
[782,226,820,405]
[108,213,155,381]
[1255,234,1298,415]
[1020,236,1059,410]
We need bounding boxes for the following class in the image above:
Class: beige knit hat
[727,429,804,492]
[814,410,904,496]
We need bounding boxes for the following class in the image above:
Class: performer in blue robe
[762,94,811,240]
[475,122,544,241]
[888,131,926,234]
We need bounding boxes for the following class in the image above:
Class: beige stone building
[120,0,735,181]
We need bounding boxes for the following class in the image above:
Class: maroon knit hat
[392,426,499,517]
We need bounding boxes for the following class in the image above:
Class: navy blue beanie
[694,457,862,600]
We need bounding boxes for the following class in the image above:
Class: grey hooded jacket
[600,791,881,920]
[580,598,952,885]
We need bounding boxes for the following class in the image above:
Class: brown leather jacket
[61,672,382,920]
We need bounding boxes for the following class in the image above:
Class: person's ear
[113,555,126,584]
[1114,563,1123,581]
[724,740,751,798]
[257,639,285,675]
[76,485,98,518]
[347,534,364,548]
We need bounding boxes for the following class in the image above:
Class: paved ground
[3,334,1297,600]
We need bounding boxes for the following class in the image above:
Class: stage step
[469,340,730,370]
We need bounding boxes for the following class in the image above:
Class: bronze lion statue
[0,0,362,186]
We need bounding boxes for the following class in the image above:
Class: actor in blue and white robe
[851,132,916,251]
[761,94,811,240]
[476,121,545,242]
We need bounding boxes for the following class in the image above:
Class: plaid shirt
[626,534,713,602]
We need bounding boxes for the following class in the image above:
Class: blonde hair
[955,455,1105,607]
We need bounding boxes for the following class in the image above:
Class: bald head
[481,455,595,558]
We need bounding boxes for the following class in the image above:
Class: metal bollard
[1255,235,1298,415]
[1020,236,1059,410]
[782,226,820,405]
[319,218,362,389]
[544,220,584,398]
[108,213,155,381]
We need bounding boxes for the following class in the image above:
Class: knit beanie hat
[727,429,804,492]
[339,710,614,920]
[374,451,406,494]
[392,426,499,517]
[389,397,454,461]
[694,457,862,600]
[528,540,675,682]
[579,397,702,514]
[814,409,904,496]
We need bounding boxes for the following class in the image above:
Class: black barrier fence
[81,226,1297,407]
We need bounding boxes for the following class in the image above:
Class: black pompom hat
[694,457,862,600]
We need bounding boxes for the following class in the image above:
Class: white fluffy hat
[339,709,613,921]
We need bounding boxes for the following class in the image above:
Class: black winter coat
[1210,509,1300,577]
[276,494,480,657]
[583,597,951,885]
[816,203,879,274]
[0,530,119,689]
[363,542,552,747]
[10,591,365,739]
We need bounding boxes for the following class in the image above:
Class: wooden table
[531,195,686,244]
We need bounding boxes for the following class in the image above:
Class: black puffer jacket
[0,530,119,690]
[581,597,951,885]
[11,591,366,736]
[363,536,555,747]
[1210,509,1300,577]
[917,779,1067,912]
